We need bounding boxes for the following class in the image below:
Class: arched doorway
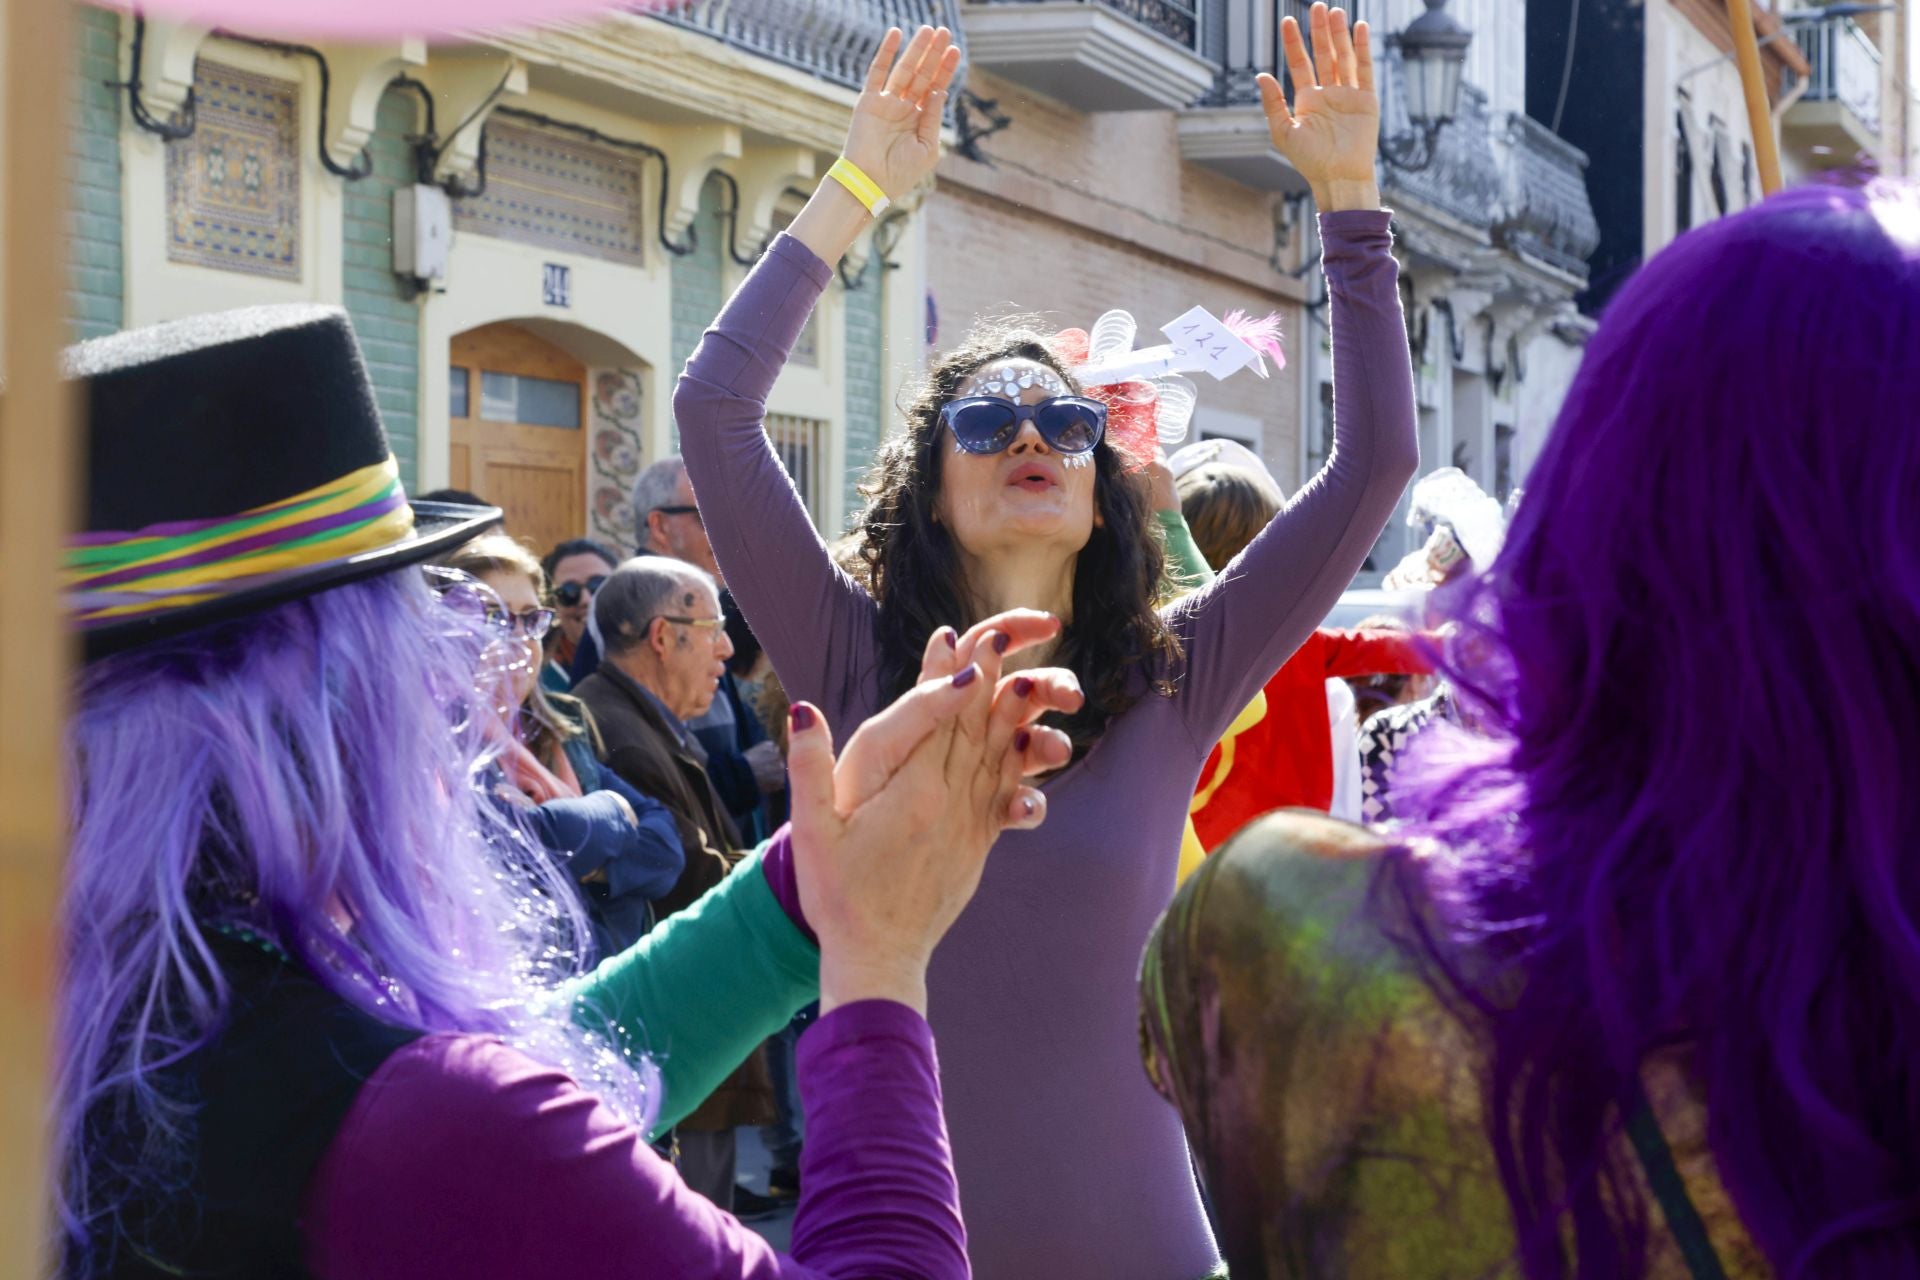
[449,322,588,557]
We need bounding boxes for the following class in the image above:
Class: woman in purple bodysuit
[676,12,1418,1275]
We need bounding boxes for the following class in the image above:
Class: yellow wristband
[827,156,891,218]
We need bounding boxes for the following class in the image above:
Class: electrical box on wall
[393,184,451,282]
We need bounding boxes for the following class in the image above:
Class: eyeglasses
[938,395,1107,457]
[654,614,725,635]
[423,564,497,628]
[488,606,554,640]
[423,567,554,640]
[552,575,608,608]
[652,505,703,524]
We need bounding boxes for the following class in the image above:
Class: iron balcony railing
[1494,111,1600,277]
[1379,78,1501,230]
[651,0,968,92]
[967,0,1201,51]
[1195,0,1370,106]
[1789,13,1882,135]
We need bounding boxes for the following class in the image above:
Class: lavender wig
[1387,179,1920,1276]
[57,569,658,1269]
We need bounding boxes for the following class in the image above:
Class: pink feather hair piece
[1223,310,1287,377]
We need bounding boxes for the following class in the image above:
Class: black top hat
[69,304,498,660]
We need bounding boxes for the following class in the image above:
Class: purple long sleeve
[759,825,815,944]
[677,216,1415,1278]
[674,235,881,730]
[1165,212,1420,746]
[303,1003,965,1280]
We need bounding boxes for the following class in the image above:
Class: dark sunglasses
[653,504,703,524]
[937,396,1107,457]
[552,575,608,608]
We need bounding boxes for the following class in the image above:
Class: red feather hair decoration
[1049,309,1286,473]
[1047,327,1163,473]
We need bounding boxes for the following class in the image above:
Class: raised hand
[787,612,1080,1015]
[1256,3,1381,211]
[843,25,962,203]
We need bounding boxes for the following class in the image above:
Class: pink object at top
[91,0,666,40]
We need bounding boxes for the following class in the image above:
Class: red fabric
[1047,328,1160,471]
[1191,629,1435,851]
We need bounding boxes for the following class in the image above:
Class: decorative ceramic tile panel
[590,367,646,549]
[454,122,647,265]
[166,61,301,280]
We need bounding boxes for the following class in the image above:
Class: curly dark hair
[854,321,1182,751]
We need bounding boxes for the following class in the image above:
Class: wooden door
[449,323,588,558]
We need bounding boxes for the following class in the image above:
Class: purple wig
[57,569,658,1269]
[1388,179,1920,1276]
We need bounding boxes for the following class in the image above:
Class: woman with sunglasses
[444,536,685,959]
[540,537,620,693]
[676,13,1415,1277]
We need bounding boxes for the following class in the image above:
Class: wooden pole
[1726,0,1785,194]
[0,0,77,1270]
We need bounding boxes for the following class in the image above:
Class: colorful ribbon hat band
[66,457,415,628]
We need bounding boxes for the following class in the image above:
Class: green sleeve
[1157,508,1216,593]
[565,846,819,1136]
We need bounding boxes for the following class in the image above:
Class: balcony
[1177,0,1381,191]
[1782,13,1882,159]
[1493,113,1599,281]
[651,0,968,93]
[961,0,1217,112]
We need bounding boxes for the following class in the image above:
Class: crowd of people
[52,7,1920,1279]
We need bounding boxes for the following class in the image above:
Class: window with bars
[1708,117,1730,217]
[1675,108,1694,232]
[1495,424,1516,504]
[767,413,828,527]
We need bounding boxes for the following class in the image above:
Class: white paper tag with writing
[1161,306,1260,381]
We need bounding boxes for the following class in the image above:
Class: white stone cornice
[133,18,213,121]
[481,15,857,154]
[660,124,743,242]
[961,2,1215,113]
[323,40,427,170]
[731,146,817,258]
[1176,107,1310,194]
[424,52,528,186]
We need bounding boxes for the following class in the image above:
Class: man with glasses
[631,455,724,584]
[570,456,787,843]
[567,457,722,689]
[571,556,779,1220]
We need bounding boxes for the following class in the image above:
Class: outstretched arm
[1316,627,1438,680]
[674,29,960,719]
[1165,5,1418,748]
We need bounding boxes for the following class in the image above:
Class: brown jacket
[573,663,774,1132]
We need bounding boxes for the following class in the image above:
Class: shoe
[732,1186,782,1222]
[767,1164,801,1201]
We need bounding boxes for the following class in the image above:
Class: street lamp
[1382,0,1473,172]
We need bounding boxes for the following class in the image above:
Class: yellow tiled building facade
[66,3,935,553]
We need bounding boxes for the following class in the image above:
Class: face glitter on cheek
[1062,453,1093,470]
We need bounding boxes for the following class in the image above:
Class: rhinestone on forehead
[962,360,1067,399]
